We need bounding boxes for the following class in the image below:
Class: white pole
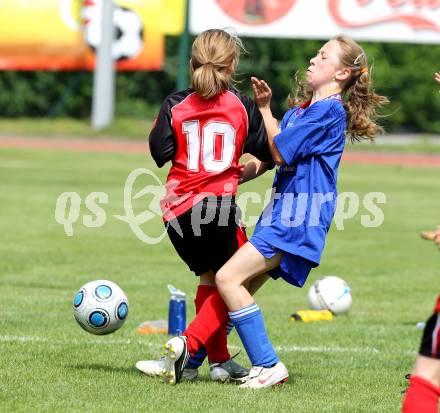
[92,0,115,130]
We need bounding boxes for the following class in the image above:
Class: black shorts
[166,196,247,276]
[419,296,440,359]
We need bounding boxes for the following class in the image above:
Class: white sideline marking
[276,344,380,353]
[0,335,48,343]
[0,335,417,355]
[0,335,152,346]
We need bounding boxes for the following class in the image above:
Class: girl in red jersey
[403,220,440,412]
[402,295,440,413]
[136,29,273,383]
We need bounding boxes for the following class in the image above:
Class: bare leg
[216,242,281,311]
[199,270,215,286]
[202,269,269,295]
[402,355,440,412]
[412,355,440,387]
[247,273,270,296]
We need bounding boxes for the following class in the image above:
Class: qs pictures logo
[55,168,170,245]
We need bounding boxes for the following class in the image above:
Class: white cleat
[136,358,166,376]
[160,336,189,385]
[136,358,198,381]
[239,361,289,389]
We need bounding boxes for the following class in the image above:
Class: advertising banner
[0,0,185,71]
[190,0,440,44]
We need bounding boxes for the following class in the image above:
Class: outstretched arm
[251,77,285,165]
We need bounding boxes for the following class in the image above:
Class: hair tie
[360,67,368,75]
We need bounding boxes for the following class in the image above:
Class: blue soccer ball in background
[73,280,129,335]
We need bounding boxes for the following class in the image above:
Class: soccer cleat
[136,349,248,383]
[239,361,289,389]
[181,368,199,381]
[136,357,167,377]
[136,358,199,381]
[160,336,190,385]
[209,354,250,383]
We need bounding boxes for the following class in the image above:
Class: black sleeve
[239,94,273,163]
[148,97,176,168]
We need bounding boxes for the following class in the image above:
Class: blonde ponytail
[190,29,245,99]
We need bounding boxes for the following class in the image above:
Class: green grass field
[1,145,438,412]
[1,117,440,154]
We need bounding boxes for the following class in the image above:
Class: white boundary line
[0,335,417,355]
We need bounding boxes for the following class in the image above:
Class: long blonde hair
[289,35,389,142]
[190,29,245,100]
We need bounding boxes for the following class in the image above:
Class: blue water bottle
[167,285,186,335]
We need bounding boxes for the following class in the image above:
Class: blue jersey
[252,97,346,265]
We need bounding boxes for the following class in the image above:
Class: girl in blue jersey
[159,34,388,389]
[211,34,389,388]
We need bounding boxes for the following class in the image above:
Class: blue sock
[185,347,207,369]
[229,303,278,367]
[226,320,234,334]
[184,321,235,369]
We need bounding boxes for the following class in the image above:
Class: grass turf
[0,117,153,140]
[0,146,438,412]
[1,117,440,154]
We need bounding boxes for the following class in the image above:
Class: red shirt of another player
[149,88,272,222]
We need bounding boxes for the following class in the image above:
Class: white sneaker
[136,357,198,381]
[160,336,190,385]
[239,361,289,389]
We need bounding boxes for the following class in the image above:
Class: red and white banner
[190,0,440,44]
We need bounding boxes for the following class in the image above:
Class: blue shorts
[249,235,314,287]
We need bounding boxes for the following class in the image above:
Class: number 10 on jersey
[183,120,237,173]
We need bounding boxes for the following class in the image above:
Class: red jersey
[149,88,272,221]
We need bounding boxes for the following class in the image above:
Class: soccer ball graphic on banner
[82,1,144,61]
[73,280,129,335]
[307,276,352,315]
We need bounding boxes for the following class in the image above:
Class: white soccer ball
[307,276,352,315]
[73,280,129,335]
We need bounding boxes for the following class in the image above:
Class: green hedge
[1,37,440,133]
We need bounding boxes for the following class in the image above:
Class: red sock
[205,317,230,364]
[194,285,230,363]
[183,289,230,362]
[194,285,215,313]
[402,375,440,413]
